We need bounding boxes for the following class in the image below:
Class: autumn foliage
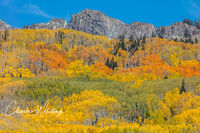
[0,29,200,132]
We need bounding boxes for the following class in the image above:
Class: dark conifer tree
[180,79,186,94]
[105,57,118,70]
[119,35,126,50]
[129,34,134,43]
[142,36,146,44]
[105,58,110,68]
[195,38,198,44]
[183,19,193,26]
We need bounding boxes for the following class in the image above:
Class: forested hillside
[0,29,200,132]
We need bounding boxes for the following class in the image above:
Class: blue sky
[0,0,200,28]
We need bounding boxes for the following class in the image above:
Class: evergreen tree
[135,40,140,51]
[4,30,9,41]
[130,40,136,51]
[183,19,193,26]
[142,36,146,44]
[195,38,198,44]
[188,37,193,44]
[118,35,126,50]
[180,38,184,42]
[174,38,178,42]
[114,35,126,55]
[194,20,200,29]
[141,36,146,51]
[185,39,189,43]
[129,34,134,43]
[105,57,118,70]
[164,75,168,79]
[105,58,110,68]
[128,35,134,52]
[180,79,186,94]
[110,57,115,70]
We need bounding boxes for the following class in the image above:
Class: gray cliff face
[0,20,11,30]
[2,9,200,41]
[122,22,156,40]
[156,22,200,40]
[66,9,200,41]
[67,9,126,38]
[29,18,67,29]
[66,9,157,39]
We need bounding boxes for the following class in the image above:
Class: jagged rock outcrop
[2,9,200,41]
[67,9,126,38]
[156,22,200,40]
[66,9,158,39]
[66,9,200,41]
[29,18,67,29]
[122,22,156,39]
[67,9,157,39]
[0,20,11,30]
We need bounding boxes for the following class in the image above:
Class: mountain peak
[78,9,105,15]
[0,20,11,30]
[67,9,125,38]
[1,9,200,41]
[29,18,67,29]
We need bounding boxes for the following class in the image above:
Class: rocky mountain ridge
[1,9,200,41]
[67,9,126,38]
[28,18,67,29]
[0,20,12,30]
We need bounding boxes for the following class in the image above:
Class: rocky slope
[67,9,200,41]
[0,20,11,30]
[1,9,200,41]
[122,22,156,39]
[67,9,126,38]
[29,18,67,29]
[156,22,200,40]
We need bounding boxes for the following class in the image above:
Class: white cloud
[23,4,53,19]
[0,0,55,19]
[188,1,200,18]
[182,0,200,19]
[0,0,67,20]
